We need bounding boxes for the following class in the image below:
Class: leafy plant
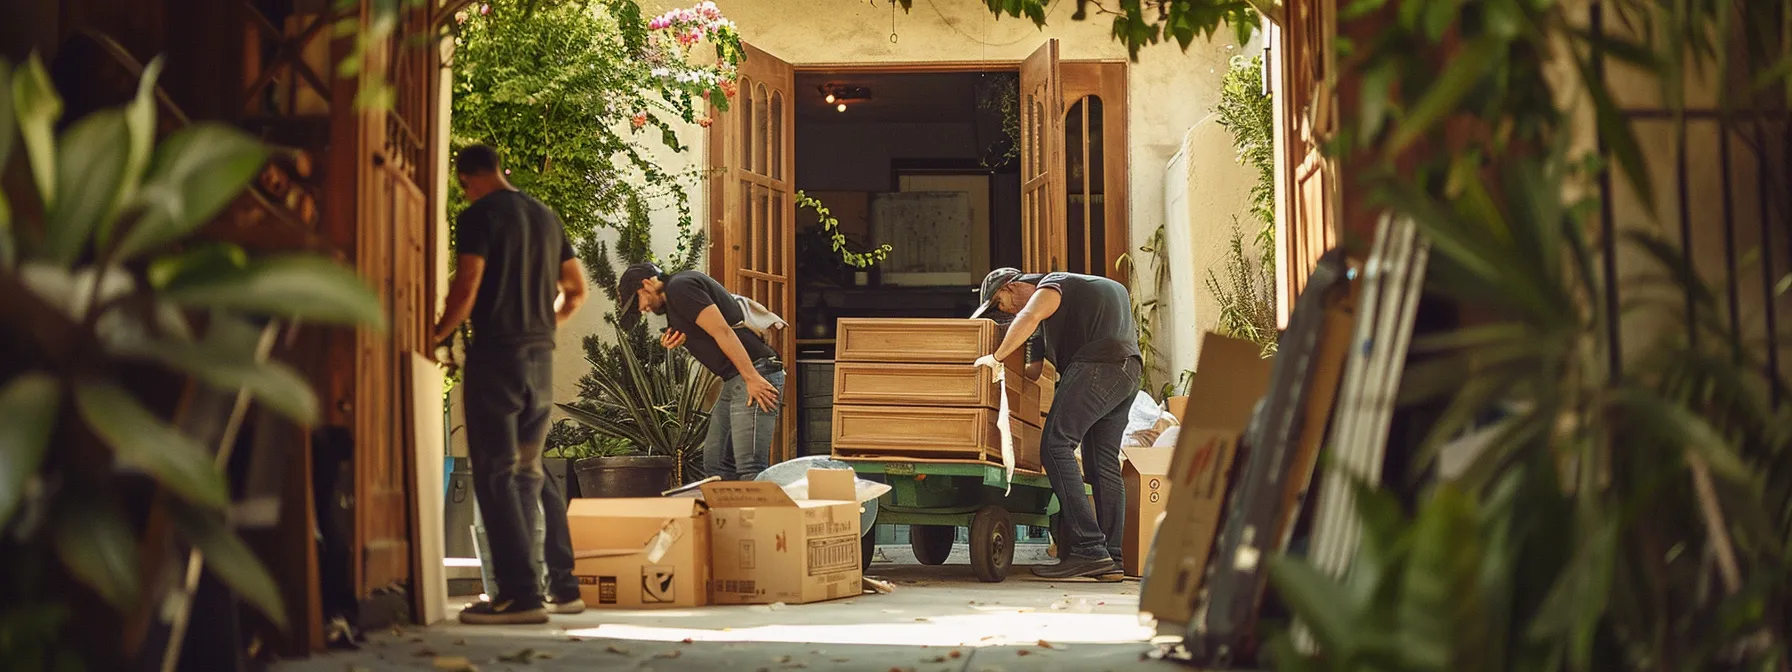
[974,73,1021,168]
[0,55,382,666]
[567,191,715,483]
[449,0,741,248]
[1205,218,1277,356]
[796,190,892,269]
[544,419,637,460]
[1215,53,1275,261]
[1117,224,1171,394]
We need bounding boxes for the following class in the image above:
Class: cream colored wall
[550,0,1256,404]
[1167,116,1258,378]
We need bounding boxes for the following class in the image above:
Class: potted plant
[542,419,596,499]
[557,321,719,496]
[0,55,383,667]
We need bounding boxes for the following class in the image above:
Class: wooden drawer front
[1038,374,1055,414]
[832,362,1024,408]
[832,405,1000,456]
[835,318,997,364]
[1016,419,1042,471]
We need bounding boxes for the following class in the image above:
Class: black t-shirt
[455,190,574,348]
[1035,272,1141,366]
[663,271,776,380]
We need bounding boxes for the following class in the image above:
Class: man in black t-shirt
[618,263,784,481]
[431,145,589,624]
[970,267,1141,581]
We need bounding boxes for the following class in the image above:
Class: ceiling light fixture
[817,83,872,111]
[837,103,848,113]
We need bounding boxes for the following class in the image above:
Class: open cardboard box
[567,497,711,609]
[1121,445,1176,577]
[701,469,864,605]
[1138,332,1275,628]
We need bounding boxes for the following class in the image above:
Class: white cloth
[1122,392,1179,447]
[730,294,788,340]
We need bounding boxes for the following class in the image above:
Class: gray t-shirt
[1034,272,1141,366]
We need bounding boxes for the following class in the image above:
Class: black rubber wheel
[861,527,876,572]
[910,525,955,565]
[969,505,1014,583]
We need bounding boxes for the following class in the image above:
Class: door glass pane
[739,178,754,286]
[771,191,784,276]
[770,91,785,180]
[1086,96,1107,277]
[755,83,771,177]
[739,76,755,176]
[756,184,770,274]
[1065,97,1087,274]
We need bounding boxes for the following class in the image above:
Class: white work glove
[972,354,1002,373]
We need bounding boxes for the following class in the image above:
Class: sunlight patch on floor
[562,612,1153,647]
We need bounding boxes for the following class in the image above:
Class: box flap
[1122,446,1176,476]
[573,548,644,560]
[700,480,797,508]
[1184,332,1274,430]
[567,497,703,519]
[804,468,858,502]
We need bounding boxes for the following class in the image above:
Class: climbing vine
[796,190,893,268]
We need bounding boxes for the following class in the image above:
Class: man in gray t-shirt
[971,268,1141,581]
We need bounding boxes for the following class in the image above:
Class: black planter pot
[542,457,581,501]
[573,455,675,498]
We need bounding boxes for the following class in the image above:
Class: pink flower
[697,116,713,128]
[719,79,737,98]
[631,112,647,129]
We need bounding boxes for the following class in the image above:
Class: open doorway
[786,69,1026,459]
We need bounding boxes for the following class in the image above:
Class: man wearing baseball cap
[971,268,1141,581]
[618,263,784,481]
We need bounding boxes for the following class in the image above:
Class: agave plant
[0,54,382,667]
[557,322,719,483]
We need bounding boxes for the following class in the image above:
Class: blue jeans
[464,343,577,603]
[703,359,786,482]
[1042,357,1142,564]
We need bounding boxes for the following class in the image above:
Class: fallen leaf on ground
[655,650,683,659]
[431,656,476,671]
[413,648,437,657]
[776,655,792,663]
[410,637,425,643]
[949,650,964,658]
[1036,640,1067,650]
[1017,650,1032,657]
[682,638,694,644]
[914,617,931,622]
[924,655,948,663]
[833,659,851,663]
[567,637,583,642]
[452,639,466,646]
[605,645,631,655]
[497,648,539,663]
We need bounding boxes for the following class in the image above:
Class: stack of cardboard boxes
[563,470,865,608]
[828,318,1045,472]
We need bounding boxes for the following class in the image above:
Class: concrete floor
[274,546,1190,672]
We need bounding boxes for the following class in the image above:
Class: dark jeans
[464,343,576,603]
[703,358,786,482]
[1041,357,1141,564]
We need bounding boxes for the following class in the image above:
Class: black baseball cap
[969,267,1027,319]
[616,262,664,329]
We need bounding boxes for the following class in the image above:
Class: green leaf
[73,380,229,508]
[101,56,165,247]
[161,255,386,329]
[1357,63,1396,141]
[52,496,141,610]
[169,501,287,629]
[13,53,62,209]
[117,123,267,259]
[1607,388,1752,483]
[46,109,132,265]
[147,242,250,290]
[1527,518,1617,668]
[1573,53,1655,216]
[1266,555,1359,655]
[112,336,318,424]
[1387,36,1503,156]
[1341,0,1389,20]
[0,373,60,527]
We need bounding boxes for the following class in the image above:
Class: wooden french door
[1059,61,1130,283]
[1020,39,1066,273]
[708,42,798,461]
[1276,0,1340,327]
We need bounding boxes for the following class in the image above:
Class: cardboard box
[566,498,711,609]
[702,469,863,605]
[1164,396,1189,423]
[1139,333,1274,629]
[1121,445,1175,577]
[835,318,998,364]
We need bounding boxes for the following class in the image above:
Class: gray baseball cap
[969,267,1026,319]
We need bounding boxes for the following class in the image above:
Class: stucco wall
[1163,116,1258,380]
[549,0,1257,404]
